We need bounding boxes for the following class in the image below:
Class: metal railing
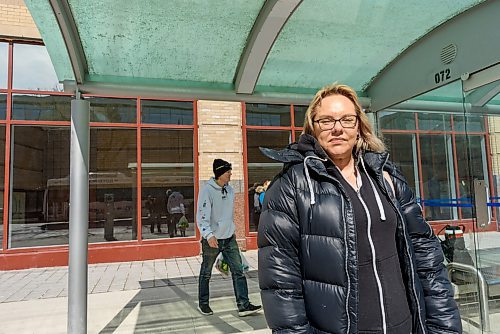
[447,262,490,332]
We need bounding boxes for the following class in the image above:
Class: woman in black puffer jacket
[258,83,461,334]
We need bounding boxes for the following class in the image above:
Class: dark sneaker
[238,303,262,317]
[198,304,213,316]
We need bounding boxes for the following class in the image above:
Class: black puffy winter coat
[258,135,461,334]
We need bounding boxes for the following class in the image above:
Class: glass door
[377,78,499,332]
[456,78,500,333]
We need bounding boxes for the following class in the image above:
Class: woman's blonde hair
[302,83,385,154]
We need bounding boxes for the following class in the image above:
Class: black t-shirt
[334,166,411,333]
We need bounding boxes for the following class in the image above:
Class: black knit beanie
[213,158,232,179]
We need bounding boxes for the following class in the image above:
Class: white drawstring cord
[360,157,386,221]
[303,156,327,205]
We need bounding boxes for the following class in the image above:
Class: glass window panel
[141,100,193,125]
[10,126,70,248]
[13,44,62,91]
[12,94,71,121]
[420,134,455,222]
[247,130,290,232]
[89,128,137,242]
[246,103,291,126]
[0,126,5,247]
[417,112,451,131]
[383,133,416,193]
[453,114,485,132]
[0,42,7,89]
[141,129,194,240]
[455,135,486,219]
[87,97,136,123]
[0,93,6,120]
[293,105,307,127]
[378,110,416,130]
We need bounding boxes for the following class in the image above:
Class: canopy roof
[25,0,500,111]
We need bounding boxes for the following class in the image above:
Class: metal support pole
[68,97,90,334]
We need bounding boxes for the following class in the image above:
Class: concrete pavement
[0,249,269,334]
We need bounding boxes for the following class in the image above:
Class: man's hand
[208,236,218,248]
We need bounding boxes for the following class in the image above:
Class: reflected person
[167,189,185,238]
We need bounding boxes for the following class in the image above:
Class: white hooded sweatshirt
[196,177,235,240]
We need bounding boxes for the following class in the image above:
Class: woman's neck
[333,155,358,190]
[332,154,355,172]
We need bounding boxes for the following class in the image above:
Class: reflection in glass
[453,114,485,132]
[378,110,416,130]
[10,126,70,248]
[246,103,291,126]
[0,42,7,88]
[383,134,417,193]
[247,130,290,232]
[89,128,137,242]
[295,130,302,142]
[293,105,307,127]
[12,94,71,121]
[455,135,486,219]
[87,97,136,123]
[0,126,5,247]
[418,112,451,131]
[13,44,62,91]
[141,100,193,125]
[141,129,194,240]
[0,93,6,120]
[419,134,455,221]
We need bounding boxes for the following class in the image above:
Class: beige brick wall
[197,100,247,247]
[488,117,500,174]
[197,100,244,187]
[0,0,41,39]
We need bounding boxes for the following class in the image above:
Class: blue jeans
[198,235,249,310]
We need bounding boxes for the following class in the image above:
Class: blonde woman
[258,83,461,333]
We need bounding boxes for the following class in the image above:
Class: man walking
[196,158,262,317]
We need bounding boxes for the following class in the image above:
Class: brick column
[0,0,41,39]
[197,100,247,249]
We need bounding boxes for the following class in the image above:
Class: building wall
[0,0,40,39]
[489,117,500,173]
[196,100,247,248]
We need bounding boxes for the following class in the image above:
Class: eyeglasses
[313,115,358,131]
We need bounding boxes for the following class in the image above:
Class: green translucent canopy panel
[68,0,265,85]
[418,81,500,105]
[256,0,484,93]
[24,0,75,82]
[416,81,464,103]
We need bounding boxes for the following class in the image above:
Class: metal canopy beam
[66,80,371,107]
[235,0,302,94]
[466,79,500,107]
[462,62,500,93]
[367,0,500,112]
[49,0,87,84]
